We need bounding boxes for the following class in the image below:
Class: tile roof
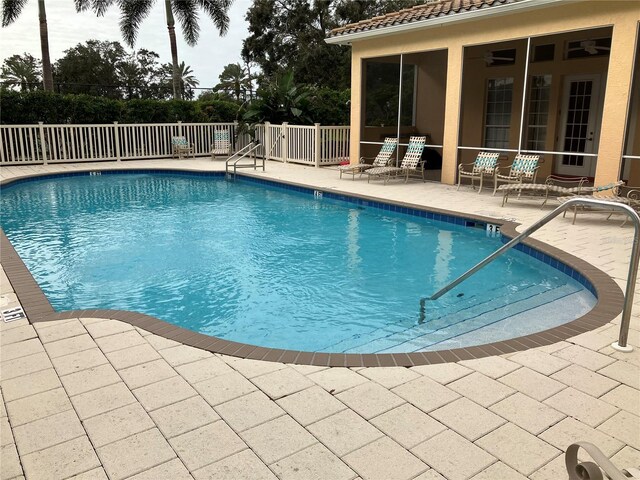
[328,0,526,39]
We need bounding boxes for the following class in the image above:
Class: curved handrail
[565,442,628,480]
[421,198,640,351]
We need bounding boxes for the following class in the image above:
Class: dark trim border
[0,167,624,366]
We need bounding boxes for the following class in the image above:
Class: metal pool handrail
[423,197,640,352]
[225,141,263,178]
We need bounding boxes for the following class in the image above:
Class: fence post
[314,123,321,168]
[282,122,288,163]
[232,121,238,152]
[38,122,48,165]
[178,121,183,137]
[264,122,271,161]
[113,122,121,162]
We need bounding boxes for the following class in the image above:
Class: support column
[349,54,363,165]
[441,42,464,185]
[594,19,638,186]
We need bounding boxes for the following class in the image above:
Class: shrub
[0,89,350,125]
[0,91,243,125]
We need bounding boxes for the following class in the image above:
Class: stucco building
[326,0,640,187]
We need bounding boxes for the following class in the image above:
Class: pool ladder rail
[225,141,264,179]
[421,197,640,353]
[225,133,285,180]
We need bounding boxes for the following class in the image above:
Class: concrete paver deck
[1,159,639,479]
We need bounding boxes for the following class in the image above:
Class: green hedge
[0,91,242,124]
[0,89,351,125]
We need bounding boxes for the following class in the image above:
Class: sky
[0,0,253,90]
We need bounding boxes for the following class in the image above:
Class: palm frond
[118,0,153,48]
[75,0,115,16]
[172,0,200,46]
[2,0,28,27]
[198,0,231,36]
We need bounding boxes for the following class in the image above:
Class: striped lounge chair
[500,178,625,207]
[211,130,232,159]
[366,136,427,184]
[492,154,540,195]
[457,151,500,194]
[338,137,397,179]
[558,183,639,225]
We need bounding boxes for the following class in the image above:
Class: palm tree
[1,53,42,91]
[161,61,199,100]
[215,62,251,101]
[76,0,231,100]
[2,0,54,91]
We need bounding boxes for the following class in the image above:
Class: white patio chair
[457,151,500,194]
[171,136,195,159]
[211,130,232,159]
[492,154,540,195]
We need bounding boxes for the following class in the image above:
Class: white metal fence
[0,121,350,167]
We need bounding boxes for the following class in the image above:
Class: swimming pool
[1,171,598,353]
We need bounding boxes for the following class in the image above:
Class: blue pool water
[1,173,596,352]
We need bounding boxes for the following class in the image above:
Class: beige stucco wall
[347,0,640,186]
[623,31,640,187]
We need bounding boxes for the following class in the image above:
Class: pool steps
[326,282,583,353]
[324,283,546,352]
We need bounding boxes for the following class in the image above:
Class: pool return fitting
[421,198,640,353]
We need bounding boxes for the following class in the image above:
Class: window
[484,78,513,149]
[364,61,416,127]
[526,75,552,151]
[532,44,555,63]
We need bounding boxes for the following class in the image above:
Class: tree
[160,61,199,100]
[242,70,312,128]
[76,0,232,100]
[1,53,42,91]
[53,40,167,99]
[242,0,422,90]
[2,0,54,91]
[54,40,127,98]
[215,63,252,101]
[117,49,164,99]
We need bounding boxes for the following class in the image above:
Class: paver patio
[1,159,639,479]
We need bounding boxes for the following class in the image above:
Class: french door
[555,74,602,177]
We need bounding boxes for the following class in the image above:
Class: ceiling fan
[483,50,515,65]
[569,40,611,55]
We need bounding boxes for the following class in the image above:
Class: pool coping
[0,166,625,367]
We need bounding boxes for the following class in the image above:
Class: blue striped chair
[493,154,540,195]
[457,151,500,194]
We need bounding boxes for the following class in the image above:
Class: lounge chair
[499,178,625,207]
[338,137,397,179]
[171,136,195,159]
[457,151,500,194]
[558,183,639,225]
[492,154,540,195]
[366,136,427,184]
[211,130,232,159]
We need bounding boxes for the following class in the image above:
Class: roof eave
[326,0,572,45]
